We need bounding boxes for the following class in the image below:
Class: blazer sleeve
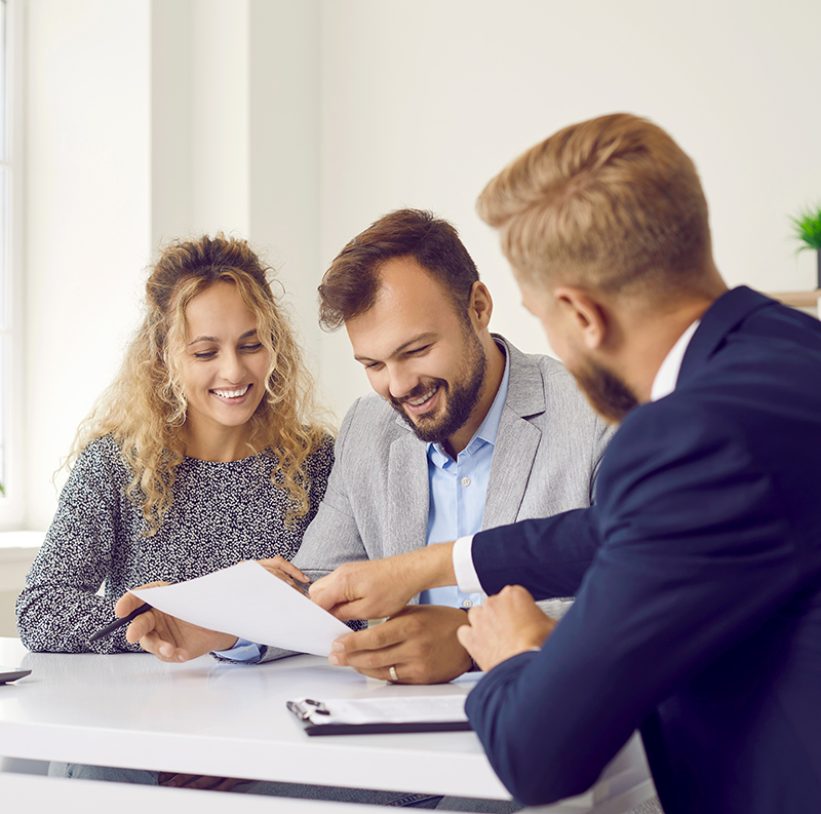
[464,401,799,805]
[471,507,601,599]
[293,399,369,578]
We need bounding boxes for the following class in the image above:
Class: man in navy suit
[312,113,821,813]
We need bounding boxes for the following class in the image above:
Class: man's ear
[553,286,607,350]
[468,281,494,329]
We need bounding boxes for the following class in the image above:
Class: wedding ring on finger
[388,665,399,683]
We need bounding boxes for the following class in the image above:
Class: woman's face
[177,280,272,445]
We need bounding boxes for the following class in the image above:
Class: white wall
[21,0,321,531]
[16,0,821,530]
[151,0,321,359]
[24,0,151,529]
[317,0,821,417]
[247,0,321,364]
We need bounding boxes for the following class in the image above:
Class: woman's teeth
[212,385,250,400]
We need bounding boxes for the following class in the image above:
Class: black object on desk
[0,667,31,684]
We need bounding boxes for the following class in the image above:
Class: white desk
[0,638,654,811]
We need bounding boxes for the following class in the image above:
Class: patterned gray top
[16,434,334,654]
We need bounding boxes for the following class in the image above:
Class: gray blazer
[295,337,611,580]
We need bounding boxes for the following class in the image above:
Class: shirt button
[462,599,473,609]
[461,476,471,487]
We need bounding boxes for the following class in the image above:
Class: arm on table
[15,441,138,654]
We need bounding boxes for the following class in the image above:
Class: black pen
[88,603,152,643]
[294,579,313,597]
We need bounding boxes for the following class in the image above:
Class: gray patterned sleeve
[15,438,139,654]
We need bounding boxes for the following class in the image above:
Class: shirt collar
[428,341,511,463]
[650,320,700,402]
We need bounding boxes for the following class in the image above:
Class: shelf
[767,290,821,308]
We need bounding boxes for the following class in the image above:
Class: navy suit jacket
[466,287,821,814]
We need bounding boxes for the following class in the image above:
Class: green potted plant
[792,205,821,289]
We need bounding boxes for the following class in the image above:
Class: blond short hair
[476,113,713,295]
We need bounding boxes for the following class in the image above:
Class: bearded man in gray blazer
[121,209,610,687]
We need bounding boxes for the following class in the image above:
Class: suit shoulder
[526,352,600,417]
[337,393,407,447]
[606,395,747,475]
[533,353,577,386]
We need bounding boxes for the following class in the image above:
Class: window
[0,0,23,528]
[0,1,8,497]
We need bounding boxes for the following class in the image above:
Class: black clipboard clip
[286,698,331,722]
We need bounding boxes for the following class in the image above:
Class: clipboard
[287,695,472,736]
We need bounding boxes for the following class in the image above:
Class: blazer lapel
[483,411,542,528]
[386,426,430,556]
[482,339,545,529]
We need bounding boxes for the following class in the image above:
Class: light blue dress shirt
[420,344,510,609]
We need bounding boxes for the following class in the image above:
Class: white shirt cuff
[452,535,483,594]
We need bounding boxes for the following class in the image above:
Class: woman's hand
[115,584,237,662]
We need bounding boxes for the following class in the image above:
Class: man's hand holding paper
[329,605,472,684]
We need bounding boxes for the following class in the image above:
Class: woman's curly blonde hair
[71,234,330,534]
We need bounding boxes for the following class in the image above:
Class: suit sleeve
[471,408,615,599]
[471,507,601,599]
[293,399,368,578]
[465,402,798,805]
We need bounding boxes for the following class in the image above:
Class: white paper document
[131,561,350,657]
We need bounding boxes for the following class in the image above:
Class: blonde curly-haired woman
[16,234,332,655]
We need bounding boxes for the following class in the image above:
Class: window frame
[0,0,25,529]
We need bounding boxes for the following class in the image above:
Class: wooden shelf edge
[766,290,821,308]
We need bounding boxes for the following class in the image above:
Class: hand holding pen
[89,559,312,661]
[107,582,238,663]
[87,579,172,646]
[88,601,153,643]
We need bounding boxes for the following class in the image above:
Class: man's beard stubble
[390,329,487,444]
[573,358,639,424]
